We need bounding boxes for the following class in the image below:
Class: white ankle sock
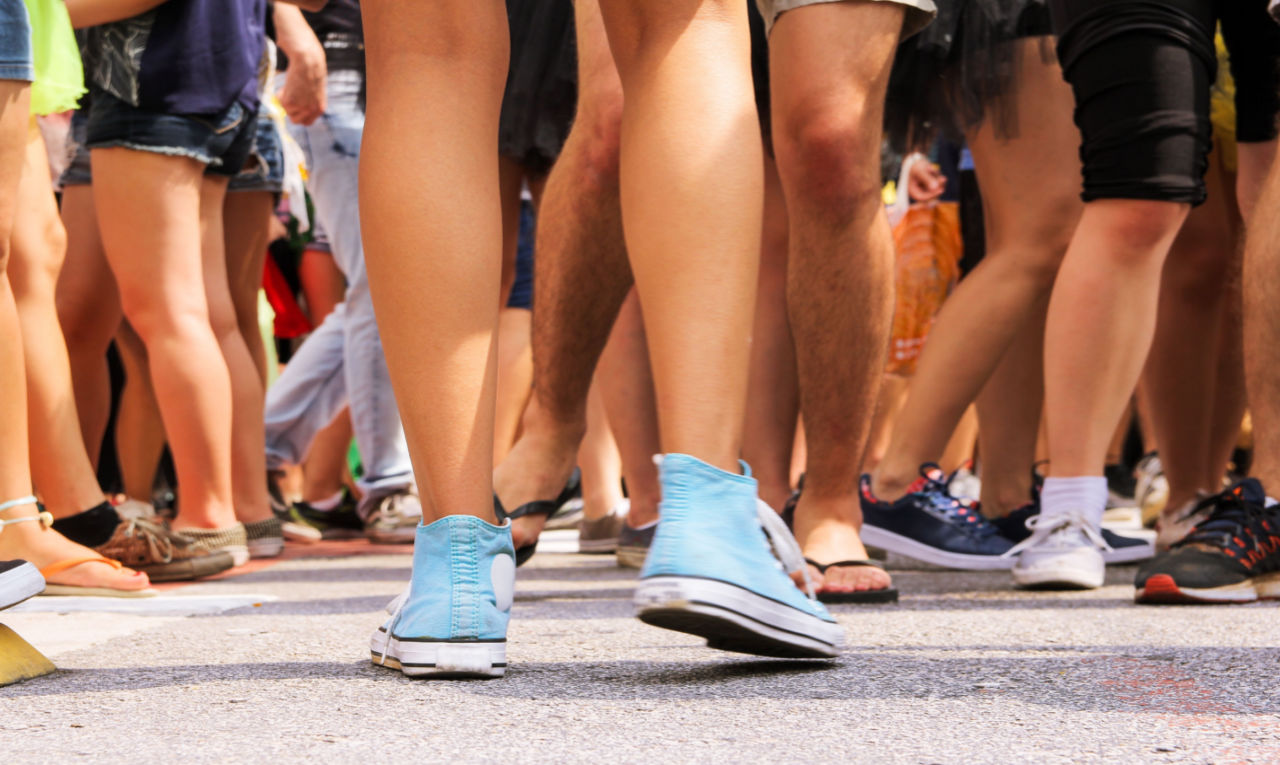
[1040,476,1107,528]
[308,489,345,512]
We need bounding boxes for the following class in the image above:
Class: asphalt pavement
[2,530,1278,764]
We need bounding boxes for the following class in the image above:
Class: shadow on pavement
[5,646,1276,716]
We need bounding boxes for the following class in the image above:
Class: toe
[822,563,892,593]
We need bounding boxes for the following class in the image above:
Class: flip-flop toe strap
[40,556,124,579]
[804,558,886,574]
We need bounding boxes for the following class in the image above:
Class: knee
[991,197,1080,294]
[118,288,208,345]
[206,296,241,345]
[33,220,68,287]
[572,96,623,195]
[775,107,882,220]
[1086,199,1189,270]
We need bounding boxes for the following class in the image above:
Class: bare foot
[792,495,892,594]
[494,428,581,549]
[0,509,151,592]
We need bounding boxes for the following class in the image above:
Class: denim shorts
[506,200,535,310]
[756,0,936,38]
[228,113,285,194]
[0,0,33,82]
[60,108,91,187]
[85,87,258,177]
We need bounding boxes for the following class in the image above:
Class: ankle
[793,493,860,526]
[979,486,1033,519]
[582,489,624,521]
[870,469,911,502]
[625,494,659,527]
[523,401,588,452]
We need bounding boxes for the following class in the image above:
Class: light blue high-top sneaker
[371,515,515,678]
[634,454,843,658]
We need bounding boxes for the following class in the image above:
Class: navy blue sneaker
[994,502,1154,565]
[859,465,1013,570]
[635,455,842,659]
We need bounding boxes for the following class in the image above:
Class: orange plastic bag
[885,157,963,376]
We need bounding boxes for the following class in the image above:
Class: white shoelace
[1002,511,1113,559]
[377,591,409,665]
[756,499,817,600]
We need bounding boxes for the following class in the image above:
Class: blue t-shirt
[86,0,265,116]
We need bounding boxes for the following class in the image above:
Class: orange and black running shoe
[1135,479,1280,604]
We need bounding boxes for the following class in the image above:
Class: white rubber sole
[616,546,648,569]
[0,562,45,611]
[222,546,250,567]
[248,538,284,559]
[1255,571,1280,600]
[578,537,619,554]
[635,575,843,659]
[1012,553,1105,590]
[369,627,506,679]
[1135,574,1258,604]
[859,525,1014,571]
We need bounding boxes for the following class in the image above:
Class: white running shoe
[1007,511,1108,590]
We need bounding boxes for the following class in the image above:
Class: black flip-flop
[494,478,578,567]
[805,558,898,604]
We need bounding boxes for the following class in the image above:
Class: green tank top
[24,0,84,115]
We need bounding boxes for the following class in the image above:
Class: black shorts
[1050,0,1280,205]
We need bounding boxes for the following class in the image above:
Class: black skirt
[885,0,1054,151]
[498,0,578,175]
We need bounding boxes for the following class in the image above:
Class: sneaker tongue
[1232,478,1267,507]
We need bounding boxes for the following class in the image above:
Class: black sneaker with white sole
[1135,479,1280,604]
[859,467,1014,570]
[0,560,44,611]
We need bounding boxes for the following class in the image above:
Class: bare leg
[301,412,354,503]
[1140,148,1238,513]
[742,155,798,513]
[56,185,119,463]
[600,0,760,469]
[223,191,275,382]
[577,382,624,522]
[1044,200,1189,479]
[9,126,104,517]
[1243,140,1280,490]
[861,375,909,475]
[0,90,146,592]
[498,156,525,305]
[939,405,979,474]
[113,322,166,502]
[200,176,272,526]
[873,39,1081,499]
[597,291,661,528]
[769,2,901,593]
[493,158,535,464]
[492,0,633,549]
[361,0,508,522]
[493,307,533,465]
[975,313,1048,517]
[91,148,237,531]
